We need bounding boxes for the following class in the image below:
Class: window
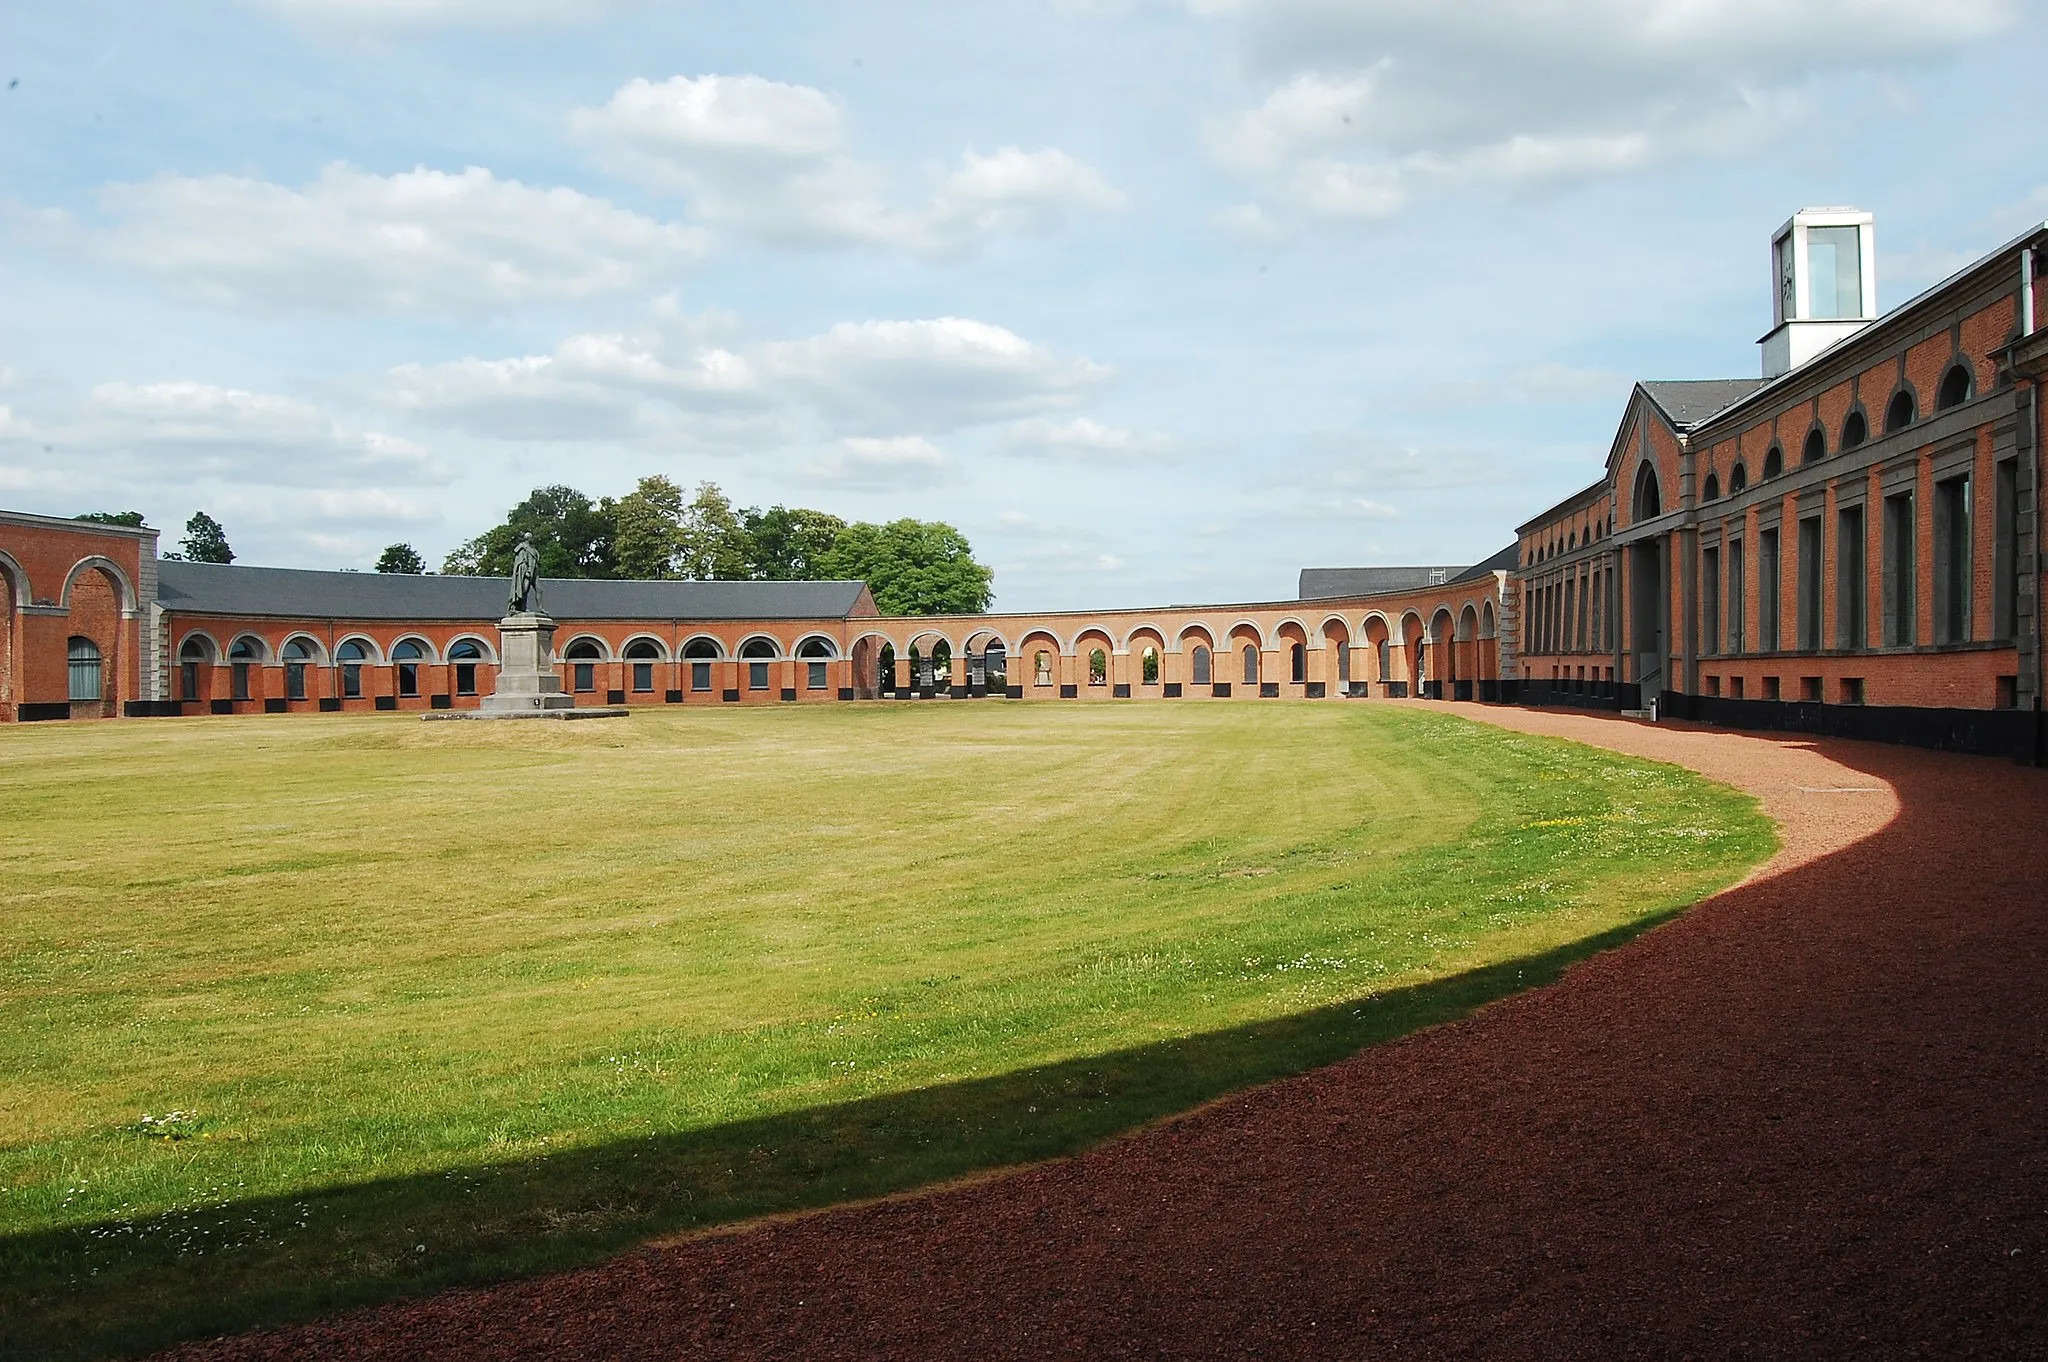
[1759,529,1781,652]
[691,661,712,692]
[181,659,200,700]
[1035,650,1053,686]
[1841,410,1867,450]
[1806,224,1863,319]
[1938,363,1972,411]
[807,661,828,690]
[1934,475,1971,644]
[1802,429,1825,465]
[683,638,720,660]
[283,638,316,701]
[1190,646,1210,686]
[393,638,426,698]
[1632,463,1661,520]
[1702,546,1720,656]
[1836,506,1865,650]
[229,637,260,700]
[67,637,102,701]
[1141,647,1160,684]
[740,638,776,689]
[1884,390,1915,434]
[748,661,770,691]
[1996,459,2020,639]
[1729,463,1748,494]
[1883,492,1916,647]
[1727,539,1745,655]
[626,638,661,693]
[1797,516,1823,652]
[1335,641,1351,683]
[1241,643,1259,685]
[1289,643,1305,683]
[1703,473,1720,502]
[1088,649,1107,686]
[450,640,483,697]
[1763,446,1783,479]
[338,640,368,698]
[232,662,252,701]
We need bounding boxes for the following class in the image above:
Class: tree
[441,486,615,578]
[180,511,235,564]
[742,505,847,581]
[75,511,148,528]
[375,543,427,574]
[674,482,753,581]
[819,518,993,615]
[610,475,687,579]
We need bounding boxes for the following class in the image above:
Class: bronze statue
[507,533,544,616]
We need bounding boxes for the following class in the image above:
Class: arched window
[1937,363,1972,411]
[282,637,317,701]
[1087,648,1107,686]
[228,636,260,701]
[739,637,778,691]
[796,636,835,692]
[392,638,427,698]
[1632,462,1661,521]
[1241,643,1259,685]
[1884,390,1914,434]
[1841,410,1867,449]
[178,635,212,701]
[1730,462,1748,494]
[797,637,835,658]
[624,638,662,693]
[1803,428,1826,464]
[337,639,369,700]
[450,639,485,697]
[1190,645,1211,686]
[67,637,102,702]
[739,638,778,659]
[228,636,262,661]
[565,637,603,694]
[1289,642,1305,683]
[682,637,721,659]
[1703,473,1720,501]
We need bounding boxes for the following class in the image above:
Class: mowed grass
[0,702,1773,1357]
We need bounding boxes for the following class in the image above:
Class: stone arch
[177,629,222,661]
[737,634,784,660]
[1360,613,1393,688]
[848,630,892,698]
[620,632,672,661]
[389,633,438,664]
[278,631,329,665]
[60,555,138,614]
[1320,614,1353,689]
[1125,626,1166,688]
[445,633,499,663]
[1400,610,1427,692]
[1073,627,1115,689]
[1274,619,1309,686]
[794,633,839,659]
[1018,629,1062,690]
[1228,621,1263,688]
[1631,460,1662,521]
[679,633,728,660]
[226,631,274,663]
[335,633,384,664]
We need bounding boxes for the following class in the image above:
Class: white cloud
[1195,0,2021,222]
[804,436,958,490]
[1000,416,1175,462]
[378,314,1111,445]
[75,163,705,313]
[572,74,1123,255]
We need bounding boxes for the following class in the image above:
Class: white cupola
[1759,207,1876,379]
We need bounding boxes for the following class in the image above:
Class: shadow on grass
[1,909,1682,1361]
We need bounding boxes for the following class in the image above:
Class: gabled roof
[157,560,877,621]
[1298,566,1469,600]
[1637,379,1765,430]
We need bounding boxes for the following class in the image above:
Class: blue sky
[4,0,2043,609]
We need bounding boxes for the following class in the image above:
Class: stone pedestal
[481,612,576,714]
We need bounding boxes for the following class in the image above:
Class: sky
[3,1,2045,611]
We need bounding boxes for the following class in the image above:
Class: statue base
[422,609,629,721]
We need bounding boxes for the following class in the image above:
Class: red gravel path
[166,709,2048,1360]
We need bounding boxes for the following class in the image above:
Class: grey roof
[157,560,874,621]
[1639,379,1765,430]
[1448,544,1520,584]
[1298,566,1471,600]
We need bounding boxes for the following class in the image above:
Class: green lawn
[0,702,1773,1358]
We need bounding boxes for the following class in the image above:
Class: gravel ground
[162,708,2048,1361]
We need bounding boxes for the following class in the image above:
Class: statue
[507,533,544,616]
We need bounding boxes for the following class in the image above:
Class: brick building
[3,211,2042,760]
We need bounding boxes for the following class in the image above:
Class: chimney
[1759,207,1876,379]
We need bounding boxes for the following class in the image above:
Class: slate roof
[1298,566,1471,600]
[1638,379,1765,430]
[156,560,874,621]
[1448,544,1520,585]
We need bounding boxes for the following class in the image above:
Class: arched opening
[1428,609,1456,699]
[1632,462,1662,521]
[565,637,604,695]
[1730,462,1748,494]
[1400,613,1426,695]
[449,638,487,698]
[625,637,663,694]
[1241,643,1259,686]
[796,636,835,693]
[1937,363,1973,411]
[67,637,102,703]
[1289,642,1305,684]
[336,639,372,700]
[1884,390,1915,434]
[178,634,216,703]
[849,635,883,699]
[1322,617,1353,693]
[1033,648,1053,688]
[1190,645,1211,686]
[1703,472,1720,502]
[1803,428,1826,465]
[392,637,428,699]
[282,636,319,701]
[740,636,780,693]
[1630,538,1665,698]
[1457,604,1481,699]
[1088,648,1108,687]
[878,642,899,695]
[1842,409,1867,449]
[1764,445,1783,479]
[973,637,1008,693]
[683,636,722,696]
[228,635,265,703]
